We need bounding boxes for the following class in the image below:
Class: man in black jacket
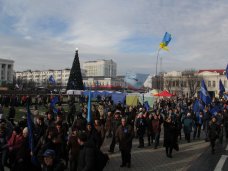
[77,131,96,171]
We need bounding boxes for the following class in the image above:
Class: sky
[0,0,227,75]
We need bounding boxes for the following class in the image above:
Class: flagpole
[155,48,161,90]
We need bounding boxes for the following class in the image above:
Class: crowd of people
[0,94,227,171]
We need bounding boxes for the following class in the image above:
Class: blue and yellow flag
[160,32,172,51]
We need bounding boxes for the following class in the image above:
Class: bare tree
[164,77,173,92]
[182,70,202,98]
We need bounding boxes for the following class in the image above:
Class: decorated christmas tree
[66,49,84,90]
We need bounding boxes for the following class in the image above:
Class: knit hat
[43,149,56,158]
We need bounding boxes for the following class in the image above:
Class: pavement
[102,135,210,171]
[187,139,228,171]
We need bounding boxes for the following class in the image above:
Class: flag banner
[26,104,39,166]
[200,80,211,105]
[48,75,56,84]
[219,79,225,96]
[160,32,172,51]
[143,101,150,112]
[50,96,59,114]
[193,99,204,113]
[210,105,221,116]
[87,91,92,123]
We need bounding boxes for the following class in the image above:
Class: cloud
[0,0,227,75]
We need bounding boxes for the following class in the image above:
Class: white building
[83,59,117,77]
[15,68,86,87]
[197,69,227,97]
[162,69,228,97]
[83,76,124,90]
[0,58,14,85]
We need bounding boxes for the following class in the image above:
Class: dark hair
[78,131,88,142]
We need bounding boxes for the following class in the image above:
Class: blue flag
[87,91,92,123]
[200,80,211,105]
[193,99,204,113]
[143,101,150,112]
[50,96,59,114]
[48,75,56,84]
[210,105,220,116]
[219,79,225,96]
[26,105,39,166]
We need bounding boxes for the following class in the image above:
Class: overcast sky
[0,0,227,75]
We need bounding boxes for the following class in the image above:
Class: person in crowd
[67,129,80,171]
[182,113,194,143]
[72,112,87,132]
[203,107,212,142]
[115,117,134,168]
[11,127,33,171]
[77,131,96,171]
[163,116,177,158]
[86,122,102,149]
[223,108,228,140]
[193,111,203,139]
[68,101,76,127]
[94,119,105,148]
[34,116,47,144]
[108,112,121,153]
[7,126,24,170]
[216,111,224,144]
[146,113,154,146]
[42,149,65,171]
[45,111,55,127]
[135,112,146,148]
[152,112,163,149]
[105,111,112,138]
[7,106,15,126]
[208,116,220,154]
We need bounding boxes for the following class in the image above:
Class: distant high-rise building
[83,59,117,77]
[15,68,86,87]
[0,58,14,85]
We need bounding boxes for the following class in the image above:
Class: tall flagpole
[155,48,161,90]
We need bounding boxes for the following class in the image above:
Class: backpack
[95,148,109,171]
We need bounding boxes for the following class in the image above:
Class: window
[213,81,216,87]
[208,81,211,87]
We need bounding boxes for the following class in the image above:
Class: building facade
[0,58,14,85]
[83,76,124,90]
[15,68,87,87]
[197,69,227,97]
[161,69,227,97]
[83,59,117,77]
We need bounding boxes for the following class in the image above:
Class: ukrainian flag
[159,32,172,51]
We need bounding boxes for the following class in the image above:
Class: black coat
[77,141,96,171]
[163,121,176,148]
[209,122,219,140]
